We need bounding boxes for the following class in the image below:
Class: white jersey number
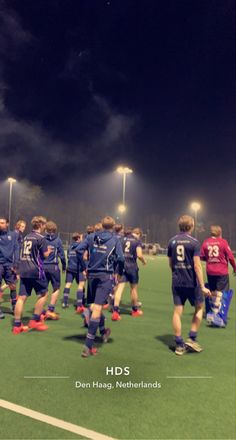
[124,241,131,253]
[176,245,185,261]
[207,245,219,258]
[23,240,32,256]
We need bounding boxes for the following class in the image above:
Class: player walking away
[112,227,146,321]
[13,216,52,334]
[77,216,125,357]
[41,221,66,320]
[0,216,19,318]
[168,215,211,355]
[62,233,86,311]
[200,225,236,292]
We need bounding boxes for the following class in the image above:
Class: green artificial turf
[0,256,235,439]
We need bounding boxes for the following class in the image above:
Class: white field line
[166,376,213,379]
[0,399,116,440]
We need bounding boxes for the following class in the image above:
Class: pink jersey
[200,237,236,276]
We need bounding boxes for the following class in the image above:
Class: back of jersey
[168,233,200,287]
[122,234,141,269]
[19,231,47,279]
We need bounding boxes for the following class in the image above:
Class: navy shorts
[120,268,139,285]
[207,275,229,291]
[172,286,204,306]
[44,266,61,290]
[87,274,113,305]
[0,265,17,286]
[65,270,85,284]
[19,278,48,297]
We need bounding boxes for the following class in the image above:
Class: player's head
[114,223,123,234]
[124,226,133,236]
[72,232,82,242]
[86,225,95,234]
[210,225,222,238]
[94,222,103,232]
[15,219,26,233]
[132,227,143,239]
[0,216,8,231]
[45,221,57,234]
[31,216,47,232]
[178,215,194,233]
[102,216,115,231]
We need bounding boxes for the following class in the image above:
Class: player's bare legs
[34,292,48,315]
[172,305,184,337]
[130,283,143,316]
[14,296,27,320]
[76,280,86,313]
[190,302,204,333]
[112,282,125,320]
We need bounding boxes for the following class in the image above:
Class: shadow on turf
[63,334,114,347]
[155,334,175,352]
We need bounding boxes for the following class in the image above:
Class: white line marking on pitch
[166,376,212,379]
[0,399,116,440]
[24,376,70,379]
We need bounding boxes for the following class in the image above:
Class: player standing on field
[168,215,211,355]
[13,216,52,334]
[200,225,236,292]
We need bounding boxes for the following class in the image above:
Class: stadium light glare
[191,201,201,238]
[118,204,126,214]
[7,177,17,228]
[116,166,133,175]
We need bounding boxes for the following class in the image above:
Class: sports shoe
[175,345,187,356]
[45,311,59,320]
[12,324,29,335]
[112,311,121,321]
[102,328,111,343]
[76,305,86,314]
[0,311,5,319]
[185,338,203,352]
[62,303,69,309]
[81,347,98,358]
[28,320,49,331]
[131,310,143,317]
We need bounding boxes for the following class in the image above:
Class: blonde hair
[45,221,57,233]
[178,215,194,232]
[31,216,47,230]
[210,225,222,237]
[101,216,115,230]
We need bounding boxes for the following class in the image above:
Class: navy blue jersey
[0,230,19,266]
[67,242,85,273]
[77,231,124,275]
[43,233,66,270]
[19,231,48,279]
[122,234,142,270]
[167,233,200,288]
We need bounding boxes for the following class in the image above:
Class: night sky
[0,0,235,222]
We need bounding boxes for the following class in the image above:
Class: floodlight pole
[122,172,126,206]
[7,178,16,229]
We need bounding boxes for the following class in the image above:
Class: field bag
[205,289,233,328]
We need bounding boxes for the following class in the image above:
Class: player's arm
[115,239,125,279]
[200,243,206,261]
[167,243,172,270]
[168,257,173,270]
[224,241,236,273]
[193,256,211,296]
[58,239,66,271]
[136,246,147,265]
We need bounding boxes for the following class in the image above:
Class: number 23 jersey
[168,233,201,288]
[200,237,236,276]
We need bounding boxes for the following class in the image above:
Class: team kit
[0,214,235,357]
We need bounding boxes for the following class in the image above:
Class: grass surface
[0,256,235,439]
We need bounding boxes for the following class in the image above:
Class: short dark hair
[178,215,194,232]
[102,216,115,230]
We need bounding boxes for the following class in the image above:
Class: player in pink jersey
[200,225,236,292]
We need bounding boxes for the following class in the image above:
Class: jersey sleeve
[193,241,201,257]
[224,240,236,271]
[58,239,66,270]
[167,241,172,257]
[39,237,49,257]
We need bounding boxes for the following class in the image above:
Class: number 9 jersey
[167,233,201,288]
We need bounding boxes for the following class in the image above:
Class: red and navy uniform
[168,232,203,306]
[18,231,48,296]
[120,233,142,284]
[200,237,236,291]
[43,233,66,290]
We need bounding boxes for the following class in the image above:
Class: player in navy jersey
[13,216,52,334]
[62,232,86,311]
[112,227,146,321]
[41,221,66,320]
[168,215,211,355]
[77,216,125,357]
[0,216,20,318]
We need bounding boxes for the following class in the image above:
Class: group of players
[0,213,235,357]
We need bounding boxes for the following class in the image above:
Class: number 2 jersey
[167,233,201,288]
[19,231,48,279]
[200,237,236,276]
[122,233,142,271]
